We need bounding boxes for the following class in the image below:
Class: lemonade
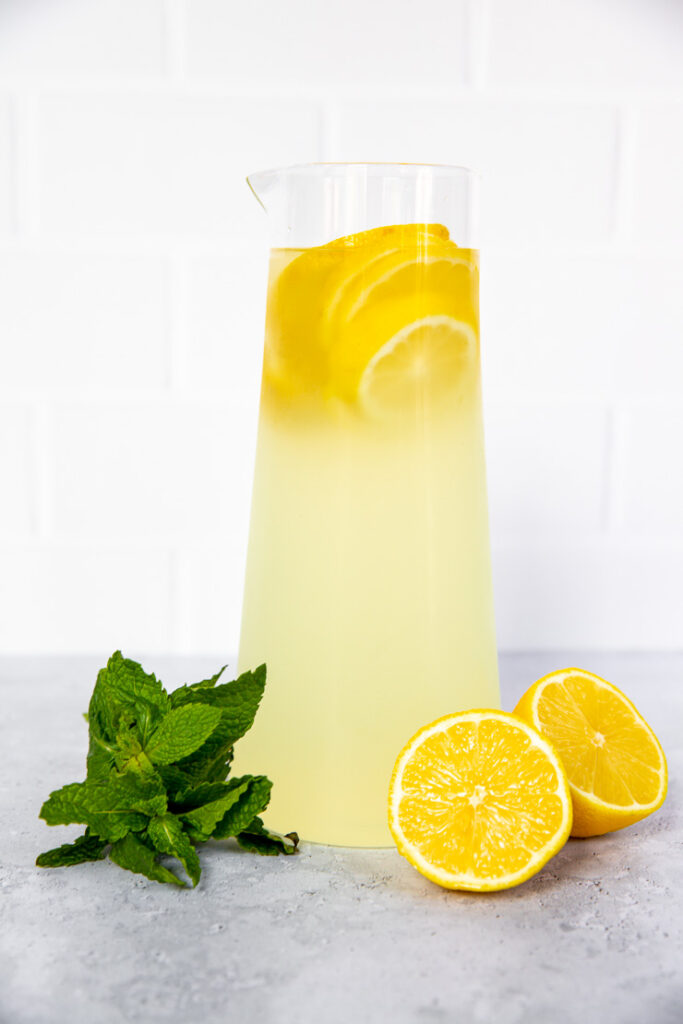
[236,223,499,846]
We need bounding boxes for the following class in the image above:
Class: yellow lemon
[324,241,478,401]
[358,315,477,420]
[262,223,479,410]
[515,668,667,838]
[388,710,572,891]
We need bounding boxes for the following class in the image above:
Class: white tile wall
[50,401,257,540]
[633,104,683,241]
[482,251,618,399]
[0,545,172,652]
[0,97,12,234]
[181,247,267,403]
[0,251,168,391]
[486,402,609,535]
[174,544,248,656]
[183,0,470,90]
[483,252,683,400]
[38,94,320,236]
[488,0,683,91]
[0,0,165,80]
[0,405,35,536]
[493,541,683,650]
[0,0,682,654]
[621,405,683,534]
[333,99,619,243]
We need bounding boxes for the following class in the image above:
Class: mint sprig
[37,651,298,886]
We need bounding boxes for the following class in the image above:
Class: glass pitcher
[235,163,499,847]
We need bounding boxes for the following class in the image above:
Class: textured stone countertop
[1,653,681,1024]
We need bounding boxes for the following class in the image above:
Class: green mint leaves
[37,652,298,887]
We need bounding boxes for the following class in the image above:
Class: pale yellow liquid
[236,236,499,846]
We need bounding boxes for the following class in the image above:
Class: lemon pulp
[516,668,668,837]
[389,710,572,890]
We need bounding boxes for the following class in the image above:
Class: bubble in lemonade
[236,223,499,847]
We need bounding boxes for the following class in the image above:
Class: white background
[0,0,682,654]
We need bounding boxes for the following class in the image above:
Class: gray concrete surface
[1,653,681,1024]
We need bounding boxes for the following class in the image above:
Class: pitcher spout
[246,167,281,213]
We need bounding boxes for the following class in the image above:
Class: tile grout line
[600,406,616,535]
[167,545,181,653]
[9,89,40,237]
[467,0,490,91]
[320,99,340,160]
[164,249,187,392]
[604,406,628,536]
[7,92,19,235]
[612,104,639,245]
[1,74,680,105]
[31,399,53,541]
[162,0,186,82]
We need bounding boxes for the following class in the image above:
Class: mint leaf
[173,726,234,786]
[180,777,254,842]
[169,666,266,785]
[211,776,272,840]
[196,665,228,688]
[171,666,228,701]
[145,704,222,766]
[171,781,232,811]
[40,773,167,842]
[147,814,200,887]
[156,764,196,800]
[197,666,228,687]
[88,651,168,748]
[37,829,108,868]
[236,817,299,856]
[86,732,118,781]
[109,832,183,887]
[171,665,266,746]
[113,725,155,775]
[38,653,297,887]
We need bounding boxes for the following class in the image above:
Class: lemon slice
[261,224,479,410]
[340,248,476,324]
[358,315,477,419]
[388,710,573,892]
[515,668,668,837]
[325,240,478,402]
[323,222,451,251]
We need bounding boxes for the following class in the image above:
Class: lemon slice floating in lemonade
[263,223,479,414]
[358,315,477,420]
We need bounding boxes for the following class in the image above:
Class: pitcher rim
[247,161,481,184]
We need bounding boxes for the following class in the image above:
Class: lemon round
[358,315,477,420]
[262,223,480,414]
[515,668,668,838]
[388,709,573,891]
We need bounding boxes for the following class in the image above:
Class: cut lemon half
[358,315,477,420]
[388,710,572,892]
[515,668,667,838]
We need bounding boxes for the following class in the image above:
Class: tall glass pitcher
[236,163,499,847]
